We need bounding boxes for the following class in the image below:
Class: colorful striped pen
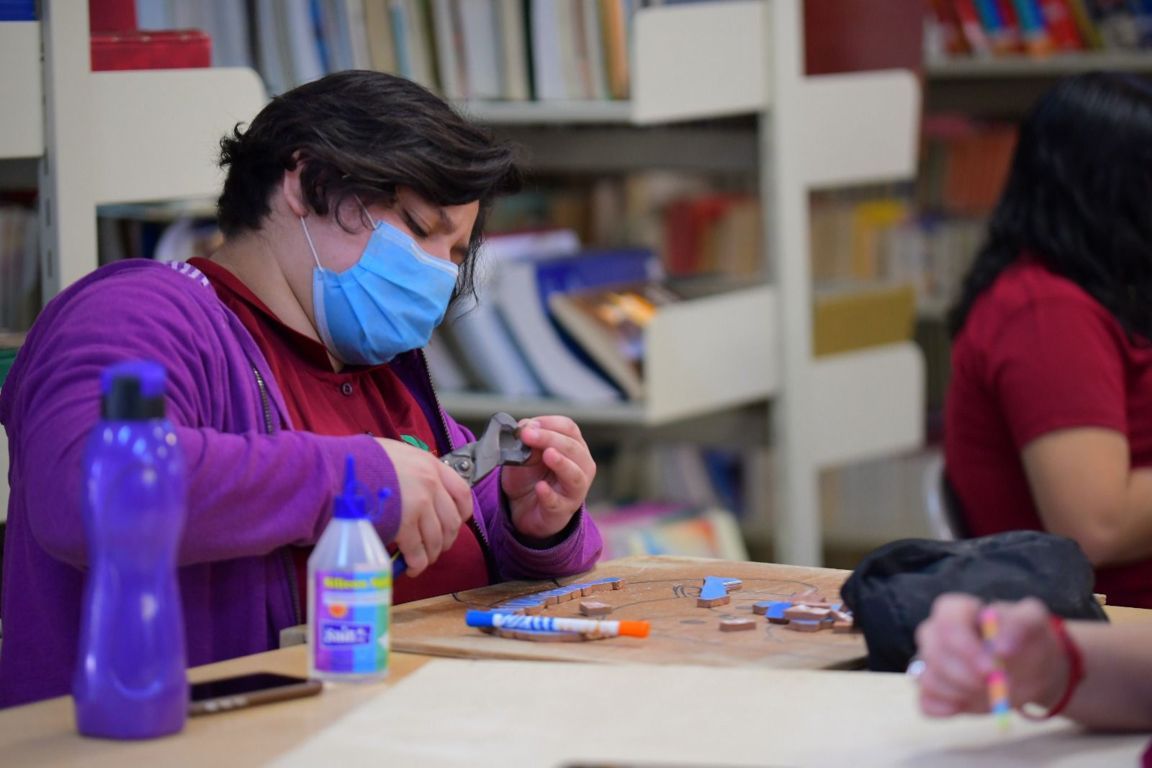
[465,610,650,638]
[979,606,1012,732]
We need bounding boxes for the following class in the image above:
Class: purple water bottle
[74,360,188,739]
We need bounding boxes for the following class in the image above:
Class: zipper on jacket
[417,350,498,581]
[251,364,304,628]
[252,364,275,436]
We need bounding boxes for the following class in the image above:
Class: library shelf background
[449,0,926,566]
[0,2,269,522]
[0,1,925,567]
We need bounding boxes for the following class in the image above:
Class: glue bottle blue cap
[333,455,368,520]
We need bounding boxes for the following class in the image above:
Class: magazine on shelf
[548,281,681,400]
[494,247,659,403]
[442,228,580,398]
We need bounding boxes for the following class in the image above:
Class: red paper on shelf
[91,29,212,72]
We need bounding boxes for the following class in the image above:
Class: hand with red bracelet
[914,594,1079,719]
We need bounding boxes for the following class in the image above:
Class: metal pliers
[440,412,532,486]
[392,412,531,577]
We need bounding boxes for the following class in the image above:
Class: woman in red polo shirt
[945,72,1152,608]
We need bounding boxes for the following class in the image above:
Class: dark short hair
[950,72,1152,340]
[216,70,522,301]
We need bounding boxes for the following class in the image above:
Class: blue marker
[465,609,649,638]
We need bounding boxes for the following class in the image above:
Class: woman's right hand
[914,594,1069,718]
[373,438,474,577]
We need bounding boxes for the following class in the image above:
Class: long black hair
[949,72,1152,340]
[216,70,522,302]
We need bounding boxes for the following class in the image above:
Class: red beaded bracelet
[1020,616,1085,721]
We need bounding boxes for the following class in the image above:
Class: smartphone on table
[188,672,322,716]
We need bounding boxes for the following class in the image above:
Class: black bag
[840,530,1109,672]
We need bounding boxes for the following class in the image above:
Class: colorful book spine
[1065,0,1104,46]
[975,0,1021,52]
[953,0,994,54]
[930,0,972,55]
[1012,0,1056,53]
[1038,0,1086,48]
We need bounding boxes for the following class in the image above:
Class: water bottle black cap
[100,361,166,420]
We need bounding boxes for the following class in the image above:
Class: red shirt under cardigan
[190,257,489,605]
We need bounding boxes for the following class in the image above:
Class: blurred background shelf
[0,22,42,160]
[926,51,1152,79]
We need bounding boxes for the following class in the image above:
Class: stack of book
[433,229,672,403]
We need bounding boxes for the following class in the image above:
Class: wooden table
[0,645,440,767]
[3,557,1150,766]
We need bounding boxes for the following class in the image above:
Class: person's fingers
[436,460,474,524]
[431,484,462,552]
[398,538,428,577]
[533,479,560,510]
[993,597,1050,657]
[518,415,583,440]
[416,502,444,567]
[540,446,584,494]
[920,689,963,718]
[930,593,984,625]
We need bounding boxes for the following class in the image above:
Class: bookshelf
[0,2,267,522]
[37,1,266,296]
[1,1,925,566]
[452,0,925,566]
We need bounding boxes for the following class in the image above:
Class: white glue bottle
[308,455,392,682]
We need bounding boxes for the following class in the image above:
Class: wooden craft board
[391,555,867,669]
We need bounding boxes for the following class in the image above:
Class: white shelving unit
[2,1,925,565]
[37,1,267,296]
[451,0,925,565]
[0,3,268,521]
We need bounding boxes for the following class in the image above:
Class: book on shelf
[547,281,681,400]
[391,0,439,91]
[430,0,465,99]
[441,228,580,399]
[973,0,1023,55]
[1037,0,1087,50]
[363,0,398,73]
[494,247,660,403]
[457,0,503,100]
[495,0,531,100]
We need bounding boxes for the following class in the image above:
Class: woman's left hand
[501,415,596,540]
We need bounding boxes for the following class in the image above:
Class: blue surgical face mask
[302,212,460,366]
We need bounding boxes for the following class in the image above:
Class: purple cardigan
[0,260,601,708]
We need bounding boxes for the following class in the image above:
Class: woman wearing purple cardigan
[0,71,602,708]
